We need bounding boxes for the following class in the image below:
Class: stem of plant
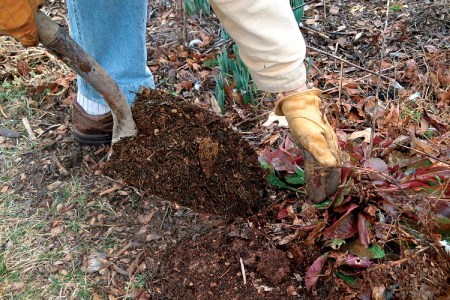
[368,0,391,158]
[338,60,344,108]
[181,0,188,46]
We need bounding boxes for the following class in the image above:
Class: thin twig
[323,66,396,94]
[306,45,393,81]
[325,30,358,36]
[204,39,233,54]
[300,24,330,39]
[351,166,412,199]
[292,1,313,11]
[181,0,188,46]
[368,0,391,158]
[160,206,170,231]
[393,143,450,166]
[234,111,271,127]
[239,257,247,285]
[21,117,36,140]
[338,61,344,108]
[0,105,9,118]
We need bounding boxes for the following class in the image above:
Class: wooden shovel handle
[35,10,137,143]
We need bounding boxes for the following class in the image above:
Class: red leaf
[286,147,302,160]
[306,254,327,290]
[363,158,388,174]
[431,199,450,218]
[277,208,289,220]
[270,146,296,173]
[413,164,450,179]
[363,157,388,184]
[323,204,359,239]
[284,135,295,150]
[345,254,373,268]
[333,196,352,212]
[341,166,355,182]
[358,214,370,248]
[400,179,431,189]
[400,162,450,187]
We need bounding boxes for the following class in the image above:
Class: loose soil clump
[105,89,267,217]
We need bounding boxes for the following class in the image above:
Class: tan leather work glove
[275,89,341,203]
[0,0,44,47]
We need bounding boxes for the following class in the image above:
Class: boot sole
[73,130,112,146]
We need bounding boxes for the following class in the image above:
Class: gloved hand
[0,0,44,47]
[275,88,341,203]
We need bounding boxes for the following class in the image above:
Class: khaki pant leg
[209,0,307,93]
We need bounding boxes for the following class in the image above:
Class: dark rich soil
[105,89,267,218]
[153,223,340,300]
[151,218,449,300]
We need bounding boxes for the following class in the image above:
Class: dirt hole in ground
[105,89,267,217]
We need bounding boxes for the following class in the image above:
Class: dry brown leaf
[262,112,289,127]
[437,90,450,108]
[51,225,64,236]
[411,137,439,156]
[422,111,448,133]
[348,128,372,142]
[208,95,222,115]
[198,137,219,178]
[329,5,340,15]
[92,294,103,300]
[199,31,212,47]
[224,82,243,105]
[424,45,437,53]
[174,80,192,94]
[17,60,30,78]
[138,211,155,224]
[264,133,280,145]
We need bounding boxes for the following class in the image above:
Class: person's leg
[66,0,154,115]
[209,0,307,94]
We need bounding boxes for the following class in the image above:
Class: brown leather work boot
[72,101,113,145]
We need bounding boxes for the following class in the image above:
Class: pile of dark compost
[105,89,267,217]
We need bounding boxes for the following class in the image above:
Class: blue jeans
[66,0,155,107]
